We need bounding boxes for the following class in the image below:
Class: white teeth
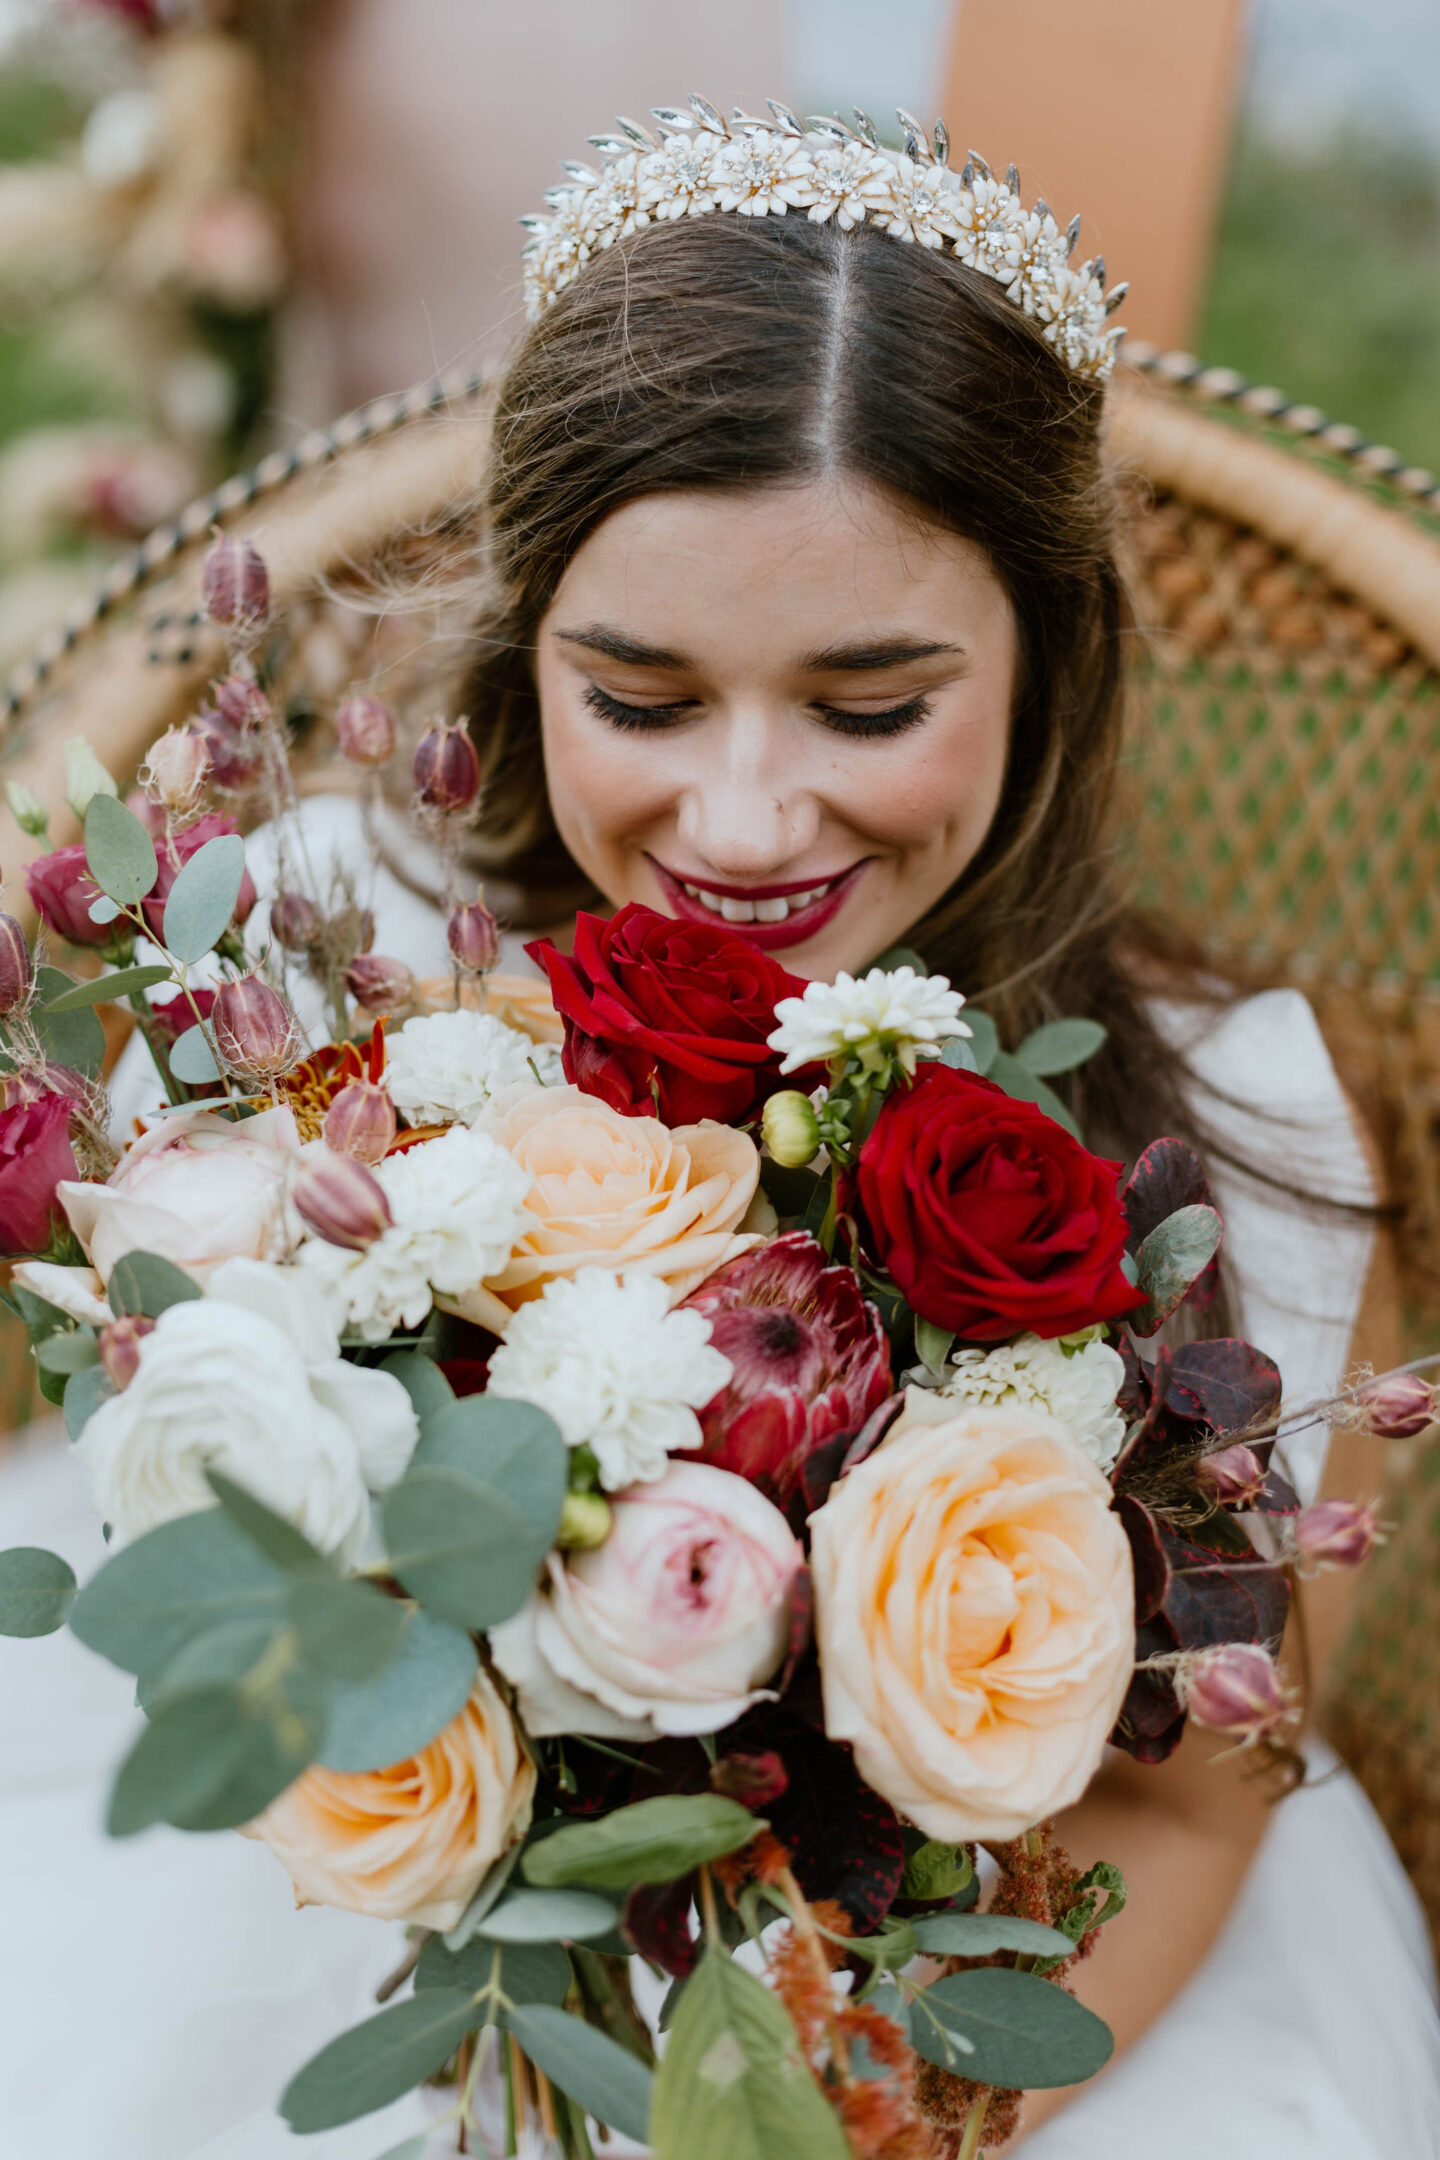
[679,874,843,922]
[696,887,723,911]
[719,896,756,922]
[754,897,789,923]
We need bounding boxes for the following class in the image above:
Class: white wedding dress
[2,794,1437,2158]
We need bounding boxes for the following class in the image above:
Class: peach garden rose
[244,1668,535,1930]
[809,1390,1135,1842]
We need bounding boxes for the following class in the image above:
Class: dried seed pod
[0,911,34,1016]
[293,1150,392,1252]
[201,535,270,629]
[345,953,415,1014]
[1197,1443,1267,1508]
[142,725,210,814]
[1293,1498,1382,1571]
[211,973,301,1082]
[1355,1371,1435,1439]
[271,891,323,953]
[99,1313,156,1391]
[412,720,481,814]
[323,1078,397,1167]
[1181,1642,1291,1744]
[446,896,501,975]
[334,695,396,766]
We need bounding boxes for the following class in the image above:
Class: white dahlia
[767,964,970,1075]
[938,1332,1127,1471]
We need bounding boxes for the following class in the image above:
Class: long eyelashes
[582,684,934,740]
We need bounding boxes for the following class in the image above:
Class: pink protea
[684,1231,892,1518]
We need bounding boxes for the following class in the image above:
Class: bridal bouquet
[0,541,1395,2158]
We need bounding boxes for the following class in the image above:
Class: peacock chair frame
[2,348,1438,1933]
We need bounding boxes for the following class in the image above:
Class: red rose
[854,1063,1141,1342]
[527,904,811,1126]
[0,1094,80,1257]
[684,1232,892,1518]
[25,844,111,948]
[141,814,257,946]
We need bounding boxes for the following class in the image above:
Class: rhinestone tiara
[520,95,1128,382]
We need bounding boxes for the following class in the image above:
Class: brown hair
[458,212,1212,1179]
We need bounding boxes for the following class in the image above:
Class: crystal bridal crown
[520,93,1129,380]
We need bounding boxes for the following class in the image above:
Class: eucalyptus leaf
[1131,1203,1224,1335]
[35,1327,98,1375]
[88,896,121,925]
[282,1991,481,2133]
[523,1794,762,1892]
[319,1607,477,1774]
[107,1250,203,1319]
[0,1546,76,1636]
[441,1840,524,1951]
[912,1317,954,1378]
[64,1356,114,1436]
[41,965,172,1012]
[168,1024,222,1085]
[204,1468,326,1573]
[84,791,157,907]
[161,832,247,963]
[380,1349,455,1426]
[107,1684,251,1837]
[287,1574,407,1683]
[650,1940,849,2160]
[908,1966,1113,2089]
[412,1395,566,1544]
[912,1912,1075,1959]
[1015,1017,1108,1077]
[69,1508,288,1677]
[478,1887,621,1943]
[370,2141,429,2160]
[382,1465,549,1631]
[136,1615,278,1711]
[986,1050,1083,1141]
[30,967,105,1076]
[962,1007,999,1074]
[507,2005,653,2145]
[416,1931,570,2008]
[939,1035,979,1071]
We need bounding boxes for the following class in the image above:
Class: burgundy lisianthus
[527,904,812,1127]
[684,1232,892,1516]
[142,815,256,945]
[854,1063,1141,1342]
[0,1094,80,1258]
[25,845,111,948]
[149,987,216,1048]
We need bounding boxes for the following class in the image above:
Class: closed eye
[584,683,933,739]
[583,684,697,732]
[814,695,933,740]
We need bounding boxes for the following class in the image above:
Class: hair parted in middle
[443,210,1217,1205]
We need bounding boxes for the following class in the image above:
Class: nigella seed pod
[346,953,415,1014]
[323,1078,397,1166]
[447,896,501,976]
[293,1150,392,1252]
[272,890,323,953]
[211,974,301,1082]
[412,719,481,814]
[1355,1371,1435,1439]
[760,1089,821,1168]
[213,671,271,732]
[200,535,270,629]
[1181,1641,1292,1744]
[334,695,396,767]
[194,706,262,791]
[1198,1443,1267,1508]
[142,725,210,813]
[1293,1498,1383,1571]
[99,1313,155,1391]
[0,911,34,1016]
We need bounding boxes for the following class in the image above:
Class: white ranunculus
[767,965,970,1075]
[73,1257,419,1560]
[59,1103,300,1287]
[384,1009,561,1128]
[490,1461,801,1741]
[938,1332,1127,1471]
[486,1270,732,1490]
[300,1123,532,1345]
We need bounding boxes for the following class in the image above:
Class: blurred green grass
[1201,123,1440,474]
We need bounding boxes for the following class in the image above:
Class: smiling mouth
[648,858,866,947]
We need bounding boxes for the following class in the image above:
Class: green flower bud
[761,1088,821,1169]
[556,1490,612,1550]
[5,782,48,839]
[62,737,119,822]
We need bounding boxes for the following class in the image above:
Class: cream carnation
[71,1257,418,1560]
[767,965,970,1075]
[938,1333,1127,1470]
[300,1123,532,1343]
[384,1008,561,1127]
[491,1461,801,1741]
[486,1269,732,1490]
[244,1669,535,1930]
[809,1391,1134,1842]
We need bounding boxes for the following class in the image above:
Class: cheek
[538,677,661,851]
[831,698,1010,854]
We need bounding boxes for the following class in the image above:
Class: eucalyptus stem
[126,988,186,1105]
[958,2091,990,2160]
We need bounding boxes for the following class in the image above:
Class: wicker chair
[2,350,1438,1930]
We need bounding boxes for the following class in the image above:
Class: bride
[3,96,1439,2159]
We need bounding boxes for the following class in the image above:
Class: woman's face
[535,476,1017,981]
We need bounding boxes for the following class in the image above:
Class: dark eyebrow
[554,626,692,668]
[799,638,964,672]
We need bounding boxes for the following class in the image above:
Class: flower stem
[958,2091,990,2160]
[775,1864,850,2079]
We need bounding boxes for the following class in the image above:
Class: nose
[674,712,821,876]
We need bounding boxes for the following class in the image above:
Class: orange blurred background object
[940,0,1248,351]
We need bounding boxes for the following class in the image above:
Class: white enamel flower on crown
[517,97,1128,381]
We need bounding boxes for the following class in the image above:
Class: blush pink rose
[490,1460,802,1740]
